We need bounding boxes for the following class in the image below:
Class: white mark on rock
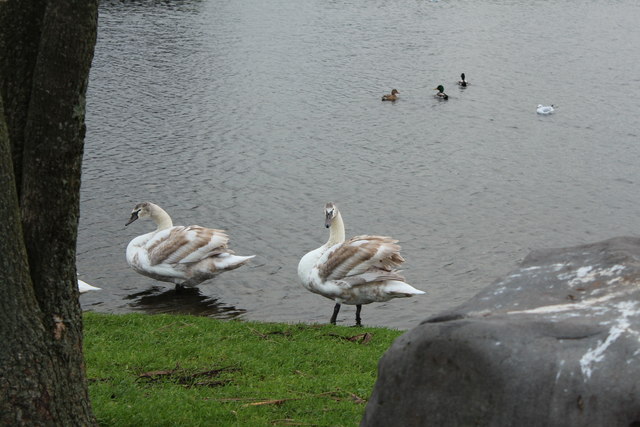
[506,291,629,316]
[579,301,640,380]
[493,286,507,295]
[555,360,565,384]
[556,265,626,288]
[520,263,565,274]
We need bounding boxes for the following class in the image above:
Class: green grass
[83,313,404,426]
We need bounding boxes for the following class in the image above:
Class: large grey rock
[362,237,640,427]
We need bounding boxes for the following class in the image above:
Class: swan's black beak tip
[125,212,138,226]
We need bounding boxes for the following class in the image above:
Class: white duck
[536,104,555,115]
[78,279,101,294]
[297,202,425,326]
[125,202,254,290]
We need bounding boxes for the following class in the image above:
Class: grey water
[78,0,640,329]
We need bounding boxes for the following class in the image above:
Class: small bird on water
[434,85,448,100]
[536,104,555,115]
[458,73,468,87]
[381,89,400,102]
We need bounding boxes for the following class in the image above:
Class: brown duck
[381,89,399,101]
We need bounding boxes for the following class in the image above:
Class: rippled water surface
[78,0,640,329]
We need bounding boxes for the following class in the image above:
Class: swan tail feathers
[213,254,255,270]
[384,280,425,297]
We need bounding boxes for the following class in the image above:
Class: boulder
[362,237,640,427]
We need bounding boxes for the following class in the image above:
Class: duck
[125,202,254,290]
[297,202,425,326]
[434,85,448,100]
[536,104,555,115]
[458,73,468,87]
[78,279,101,294]
[381,89,399,101]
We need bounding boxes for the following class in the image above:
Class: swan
[381,89,399,101]
[434,85,448,100]
[458,73,468,87]
[125,202,254,290]
[78,279,101,294]
[297,202,425,326]
[537,104,555,115]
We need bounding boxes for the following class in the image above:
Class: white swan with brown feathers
[297,202,425,326]
[125,202,254,290]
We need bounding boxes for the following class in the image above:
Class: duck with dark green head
[434,85,448,100]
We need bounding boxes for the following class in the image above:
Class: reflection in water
[80,0,640,329]
[125,286,246,319]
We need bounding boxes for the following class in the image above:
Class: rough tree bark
[0,0,99,425]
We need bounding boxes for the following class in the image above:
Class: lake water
[78,0,640,329]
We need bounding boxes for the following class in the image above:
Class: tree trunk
[0,0,98,425]
[0,0,45,196]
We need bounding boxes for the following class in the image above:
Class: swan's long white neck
[150,204,173,231]
[326,211,345,247]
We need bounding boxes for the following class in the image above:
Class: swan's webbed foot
[175,283,186,293]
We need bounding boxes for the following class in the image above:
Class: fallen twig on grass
[245,398,292,407]
[239,390,363,407]
[138,362,180,378]
[137,365,238,387]
[326,332,373,344]
[248,327,293,340]
[348,392,366,404]
[270,418,319,426]
[248,327,269,339]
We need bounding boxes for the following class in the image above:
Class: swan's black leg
[175,283,186,292]
[330,303,341,325]
[354,304,362,327]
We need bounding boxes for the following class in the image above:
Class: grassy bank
[84,313,404,426]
